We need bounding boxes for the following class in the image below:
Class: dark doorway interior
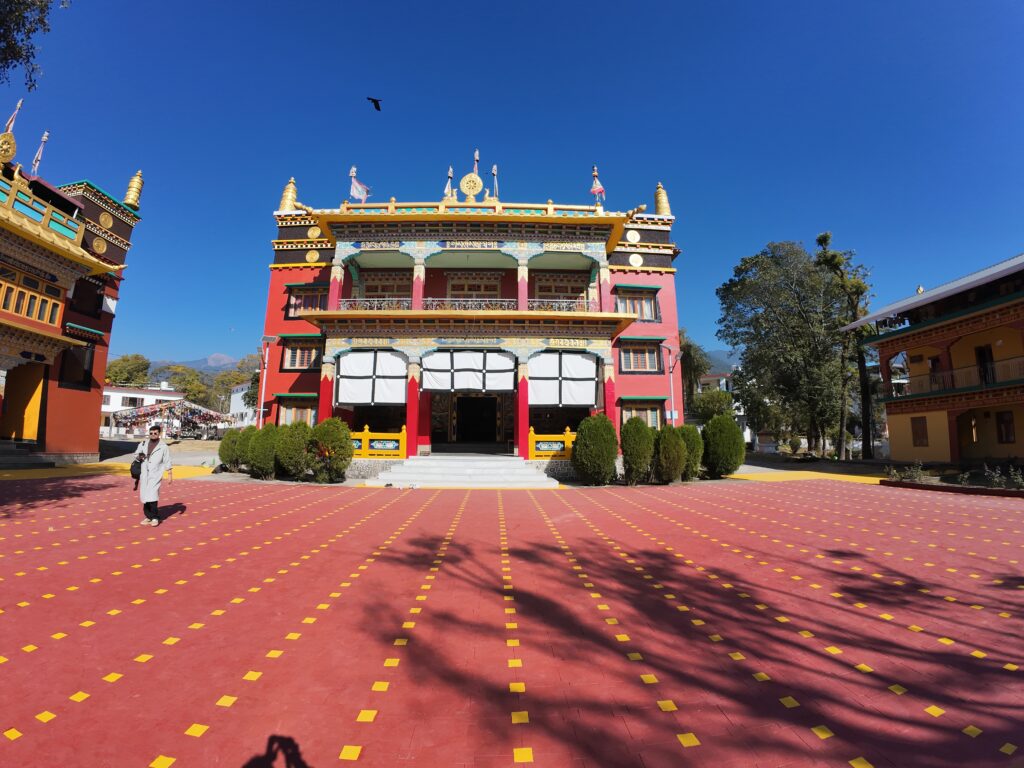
[456,396,497,443]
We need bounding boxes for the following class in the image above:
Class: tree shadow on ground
[240,735,312,767]
[0,476,123,515]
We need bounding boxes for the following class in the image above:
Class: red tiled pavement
[0,475,1022,767]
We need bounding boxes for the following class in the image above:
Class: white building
[101,383,185,437]
[229,383,256,428]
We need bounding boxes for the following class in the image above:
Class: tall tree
[155,364,210,406]
[815,232,873,459]
[717,241,846,455]
[0,1,70,90]
[678,328,711,405]
[105,353,150,386]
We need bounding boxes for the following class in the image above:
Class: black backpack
[130,457,143,479]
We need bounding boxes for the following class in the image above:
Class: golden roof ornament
[459,172,483,203]
[0,98,23,164]
[123,170,144,209]
[916,285,925,294]
[654,182,672,217]
[279,177,298,211]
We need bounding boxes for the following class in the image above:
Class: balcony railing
[896,356,1024,398]
[422,298,517,311]
[527,298,596,312]
[0,174,84,245]
[339,298,412,311]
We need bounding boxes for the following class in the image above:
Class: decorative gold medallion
[305,249,319,263]
[92,237,108,255]
[307,225,322,239]
[625,229,641,244]
[629,253,644,268]
[459,173,483,199]
[0,132,15,163]
[99,211,114,229]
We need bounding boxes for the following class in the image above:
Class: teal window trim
[618,335,667,342]
[274,392,318,398]
[618,395,668,401]
[60,180,139,216]
[278,333,323,339]
[612,283,661,292]
[65,322,104,336]
[284,282,330,288]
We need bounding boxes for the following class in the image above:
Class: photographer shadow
[241,735,311,768]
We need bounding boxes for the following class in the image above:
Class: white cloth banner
[527,351,598,406]
[336,350,407,404]
[422,349,516,392]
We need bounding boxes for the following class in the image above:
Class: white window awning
[528,351,599,406]
[336,350,407,405]
[422,349,516,392]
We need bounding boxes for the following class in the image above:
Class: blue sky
[3,0,1023,362]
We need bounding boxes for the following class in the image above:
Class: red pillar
[405,369,420,457]
[603,375,618,438]
[599,266,613,312]
[418,390,431,453]
[412,263,425,309]
[328,264,344,309]
[317,366,334,424]
[516,365,530,458]
[517,263,529,310]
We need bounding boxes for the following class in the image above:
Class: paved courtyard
[0,476,1021,768]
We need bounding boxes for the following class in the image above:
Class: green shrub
[248,424,279,479]
[691,389,734,423]
[679,424,703,481]
[276,422,312,479]
[621,417,655,485]
[702,414,745,478]
[654,426,687,484]
[788,435,802,455]
[218,429,240,470]
[571,414,618,485]
[236,425,257,467]
[310,418,354,483]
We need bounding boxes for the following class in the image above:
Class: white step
[364,454,559,489]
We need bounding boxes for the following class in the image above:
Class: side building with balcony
[0,130,143,463]
[847,253,1024,464]
[258,169,681,463]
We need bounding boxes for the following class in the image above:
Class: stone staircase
[364,454,559,489]
[0,439,56,470]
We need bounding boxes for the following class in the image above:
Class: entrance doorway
[430,392,515,453]
[456,396,497,442]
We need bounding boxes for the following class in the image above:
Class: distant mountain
[706,348,740,375]
[150,354,239,373]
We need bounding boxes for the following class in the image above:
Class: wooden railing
[351,424,406,458]
[898,356,1024,398]
[0,174,84,245]
[528,426,576,460]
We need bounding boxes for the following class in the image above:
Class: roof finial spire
[654,181,672,217]
[0,98,23,163]
[279,177,298,211]
[123,170,144,210]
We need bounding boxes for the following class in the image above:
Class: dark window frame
[910,416,929,447]
[996,411,1016,444]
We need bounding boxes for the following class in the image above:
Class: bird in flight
[367,97,382,111]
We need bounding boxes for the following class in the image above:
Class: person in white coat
[136,424,173,526]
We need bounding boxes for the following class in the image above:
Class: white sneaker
[150,518,160,527]
[140,518,150,525]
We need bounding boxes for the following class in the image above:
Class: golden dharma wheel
[0,132,16,163]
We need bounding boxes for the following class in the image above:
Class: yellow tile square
[215,695,237,707]
[937,637,954,646]
[393,638,408,646]
[924,705,945,717]
[51,632,67,640]
[285,632,301,641]
[35,711,56,723]
[970,650,986,659]
[824,646,842,655]
[657,700,677,712]
[243,671,262,681]
[371,681,390,692]
[848,758,874,768]
[339,745,362,760]
[511,710,529,724]
[506,639,520,647]
[266,650,283,658]
[729,652,745,661]
[384,658,400,667]
[962,725,982,738]
[509,682,526,693]
[614,634,630,642]
[626,652,643,661]
[676,732,701,748]
[779,696,799,708]
[3,728,22,741]
[513,747,534,763]
[22,644,38,653]
[508,659,523,668]
[402,622,416,629]
[134,654,153,663]
[184,723,208,737]
[69,691,90,702]
[798,630,814,638]
[102,673,123,683]
[811,725,833,740]
[999,743,1017,755]
[753,672,770,682]
[188,623,204,630]
[163,637,180,646]
[854,663,873,673]
[149,757,176,768]
[640,674,658,684]
[356,709,377,722]
[888,684,907,695]
[908,625,923,632]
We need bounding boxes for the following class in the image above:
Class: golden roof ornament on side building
[654,182,672,217]
[279,177,298,211]
[123,170,144,209]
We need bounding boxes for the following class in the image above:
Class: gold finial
[654,182,672,217]
[123,170,143,209]
[916,285,925,294]
[279,177,298,211]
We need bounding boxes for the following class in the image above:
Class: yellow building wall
[960,404,1024,460]
[950,327,1024,369]
[0,363,44,441]
[906,345,941,378]
[888,410,950,462]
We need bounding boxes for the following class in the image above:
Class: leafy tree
[0,1,69,91]
[815,232,873,460]
[679,425,703,481]
[236,354,260,373]
[717,242,846,455]
[155,364,211,406]
[702,414,746,478]
[678,329,710,404]
[211,369,250,412]
[242,371,260,409]
[105,353,150,386]
[691,389,734,424]
[310,418,353,483]
[571,414,618,485]
[654,426,686,484]
[621,417,655,485]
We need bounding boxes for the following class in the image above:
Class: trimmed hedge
[310,418,354,483]
[236,425,257,468]
[679,424,703,481]
[621,417,655,485]
[702,414,745,478]
[276,421,312,479]
[654,426,687,484]
[571,414,618,485]
[218,429,240,471]
[248,424,279,479]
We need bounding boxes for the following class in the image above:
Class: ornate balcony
[895,356,1024,398]
[421,298,517,311]
[338,298,412,311]
[527,298,596,312]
